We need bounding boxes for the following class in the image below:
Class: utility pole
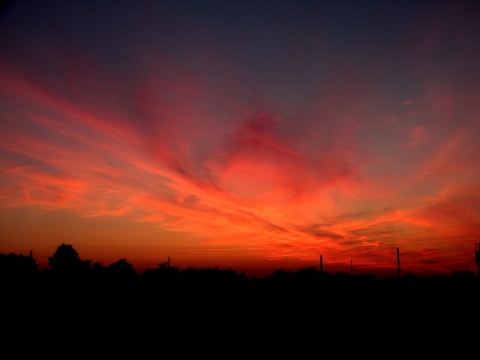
[350,259,353,276]
[397,247,401,280]
[475,243,480,276]
[319,255,323,273]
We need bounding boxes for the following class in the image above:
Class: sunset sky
[1,0,480,278]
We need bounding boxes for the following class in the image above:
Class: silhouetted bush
[0,252,38,280]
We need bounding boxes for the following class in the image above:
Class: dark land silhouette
[2,242,480,346]
[3,243,480,305]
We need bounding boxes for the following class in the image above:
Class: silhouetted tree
[48,243,90,275]
[107,258,137,280]
[91,261,107,273]
[0,252,38,281]
[102,259,138,300]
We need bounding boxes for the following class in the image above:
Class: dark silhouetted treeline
[2,243,480,304]
[3,243,480,344]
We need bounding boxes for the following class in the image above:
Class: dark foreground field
[2,267,479,356]
[4,268,480,323]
